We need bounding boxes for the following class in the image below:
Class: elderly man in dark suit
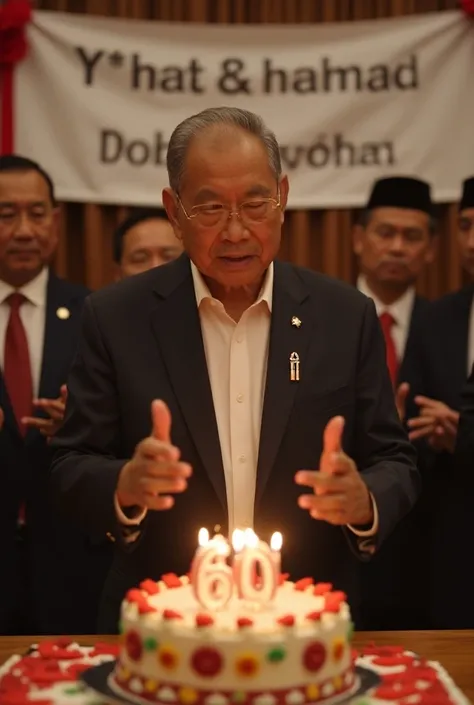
[0,154,111,635]
[50,107,419,634]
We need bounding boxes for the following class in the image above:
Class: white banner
[14,10,474,208]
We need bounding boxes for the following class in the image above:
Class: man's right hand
[116,399,192,511]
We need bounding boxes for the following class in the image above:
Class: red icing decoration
[196,614,215,627]
[294,577,314,591]
[277,614,295,627]
[305,611,323,621]
[237,617,254,628]
[125,587,156,614]
[163,609,183,620]
[126,588,144,603]
[138,601,157,615]
[37,641,83,660]
[324,591,346,613]
[278,573,290,585]
[89,643,121,657]
[313,582,333,595]
[125,630,143,662]
[372,654,418,667]
[140,579,160,595]
[303,642,326,672]
[64,662,91,678]
[361,644,405,656]
[191,647,223,677]
[236,656,259,676]
[162,573,182,588]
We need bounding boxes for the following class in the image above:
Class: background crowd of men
[0,151,473,635]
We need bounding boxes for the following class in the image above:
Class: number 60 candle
[232,528,283,607]
[190,528,233,611]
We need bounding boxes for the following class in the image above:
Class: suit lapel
[256,261,311,505]
[150,256,227,511]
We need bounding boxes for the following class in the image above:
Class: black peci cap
[366,176,433,216]
[459,177,474,212]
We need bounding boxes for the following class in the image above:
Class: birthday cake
[111,574,354,705]
[109,527,357,705]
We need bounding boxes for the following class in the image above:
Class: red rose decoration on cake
[191,647,223,677]
[303,642,326,672]
[125,630,143,662]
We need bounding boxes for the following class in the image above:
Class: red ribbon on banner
[461,0,474,16]
[0,0,31,154]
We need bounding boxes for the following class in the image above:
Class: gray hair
[166,107,282,193]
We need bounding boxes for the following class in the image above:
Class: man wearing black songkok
[354,176,436,394]
[355,176,437,630]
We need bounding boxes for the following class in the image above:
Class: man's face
[117,217,182,279]
[163,127,288,292]
[0,170,58,286]
[353,207,435,287]
[457,208,474,279]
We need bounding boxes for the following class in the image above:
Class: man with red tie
[353,175,437,630]
[0,154,110,634]
[354,176,437,395]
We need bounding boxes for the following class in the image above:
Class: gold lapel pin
[290,352,300,381]
[56,307,70,320]
[291,316,301,328]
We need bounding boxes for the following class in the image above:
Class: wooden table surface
[1,631,473,701]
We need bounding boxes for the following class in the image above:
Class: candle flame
[232,528,245,552]
[270,531,283,551]
[198,527,209,547]
[244,528,259,549]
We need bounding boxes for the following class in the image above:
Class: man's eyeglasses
[176,188,281,229]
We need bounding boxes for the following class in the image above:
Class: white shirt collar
[0,266,49,307]
[357,274,415,326]
[190,261,274,313]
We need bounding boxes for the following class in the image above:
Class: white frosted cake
[110,573,355,705]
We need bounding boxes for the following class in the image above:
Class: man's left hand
[407,395,459,453]
[295,416,373,527]
[22,385,68,438]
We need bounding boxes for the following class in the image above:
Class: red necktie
[4,293,33,435]
[379,311,399,388]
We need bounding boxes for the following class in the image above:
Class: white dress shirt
[118,263,378,539]
[357,275,416,362]
[0,267,48,397]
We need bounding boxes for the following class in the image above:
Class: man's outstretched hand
[295,416,373,527]
[116,400,192,511]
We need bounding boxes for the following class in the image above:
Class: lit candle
[232,529,280,607]
[191,528,233,611]
[270,531,283,578]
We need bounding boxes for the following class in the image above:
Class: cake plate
[81,660,381,705]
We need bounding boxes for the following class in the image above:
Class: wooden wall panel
[33,0,463,294]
